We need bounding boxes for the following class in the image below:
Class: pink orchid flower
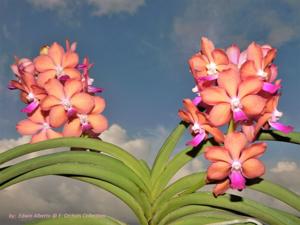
[201,68,266,126]
[16,108,62,143]
[41,78,95,128]
[205,132,266,196]
[63,96,108,137]
[189,37,229,81]
[255,95,294,134]
[178,99,224,146]
[240,42,280,94]
[34,42,81,86]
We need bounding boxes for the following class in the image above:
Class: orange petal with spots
[63,68,81,80]
[224,132,248,160]
[242,158,265,179]
[31,130,47,143]
[88,114,108,133]
[63,118,82,137]
[34,55,55,72]
[238,77,263,99]
[16,119,42,135]
[41,95,61,110]
[201,87,230,105]
[62,52,79,68]
[46,129,63,139]
[64,79,83,98]
[247,42,263,69]
[92,96,106,114]
[240,143,267,162]
[204,146,231,163]
[208,103,231,126]
[202,124,224,143]
[240,60,257,80]
[218,69,240,97]
[212,49,229,65]
[201,37,214,61]
[71,93,94,114]
[48,42,64,66]
[213,179,230,196]
[49,105,68,128]
[28,107,46,123]
[44,78,65,99]
[207,161,231,181]
[241,95,266,116]
[263,48,277,67]
[178,110,191,123]
[37,70,56,86]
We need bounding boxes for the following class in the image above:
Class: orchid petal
[269,121,294,134]
[263,82,281,94]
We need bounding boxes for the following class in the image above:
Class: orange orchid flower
[40,78,95,128]
[240,42,280,94]
[63,96,108,137]
[189,37,229,81]
[178,99,224,146]
[255,95,293,134]
[16,107,62,143]
[9,73,46,113]
[201,68,266,126]
[34,42,81,86]
[205,132,266,196]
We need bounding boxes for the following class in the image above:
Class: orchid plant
[0,38,299,225]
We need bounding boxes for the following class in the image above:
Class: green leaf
[25,216,127,225]
[248,178,300,212]
[0,162,151,220]
[152,192,300,225]
[151,140,212,199]
[70,176,148,225]
[157,205,230,225]
[0,151,150,196]
[258,130,300,144]
[151,123,187,184]
[0,137,150,185]
[152,172,206,213]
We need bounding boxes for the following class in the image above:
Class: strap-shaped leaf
[0,162,151,220]
[0,151,150,196]
[0,137,150,185]
[258,130,300,144]
[152,172,206,213]
[152,140,212,199]
[152,192,300,225]
[157,205,234,225]
[248,178,300,211]
[70,176,148,225]
[151,123,187,184]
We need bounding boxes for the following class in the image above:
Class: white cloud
[87,0,144,16]
[27,0,67,10]
[100,124,152,160]
[27,0,144,17]
[271,161,298,173]
[172,0,300,55]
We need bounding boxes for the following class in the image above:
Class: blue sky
[1,0,300,161]
[0,0,300,224]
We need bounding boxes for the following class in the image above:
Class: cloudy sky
[0,0,300,224]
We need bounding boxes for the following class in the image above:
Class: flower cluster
[178,37,293,196]
[9,41,108,143]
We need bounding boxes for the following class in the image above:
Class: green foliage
[0,125,300,225]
